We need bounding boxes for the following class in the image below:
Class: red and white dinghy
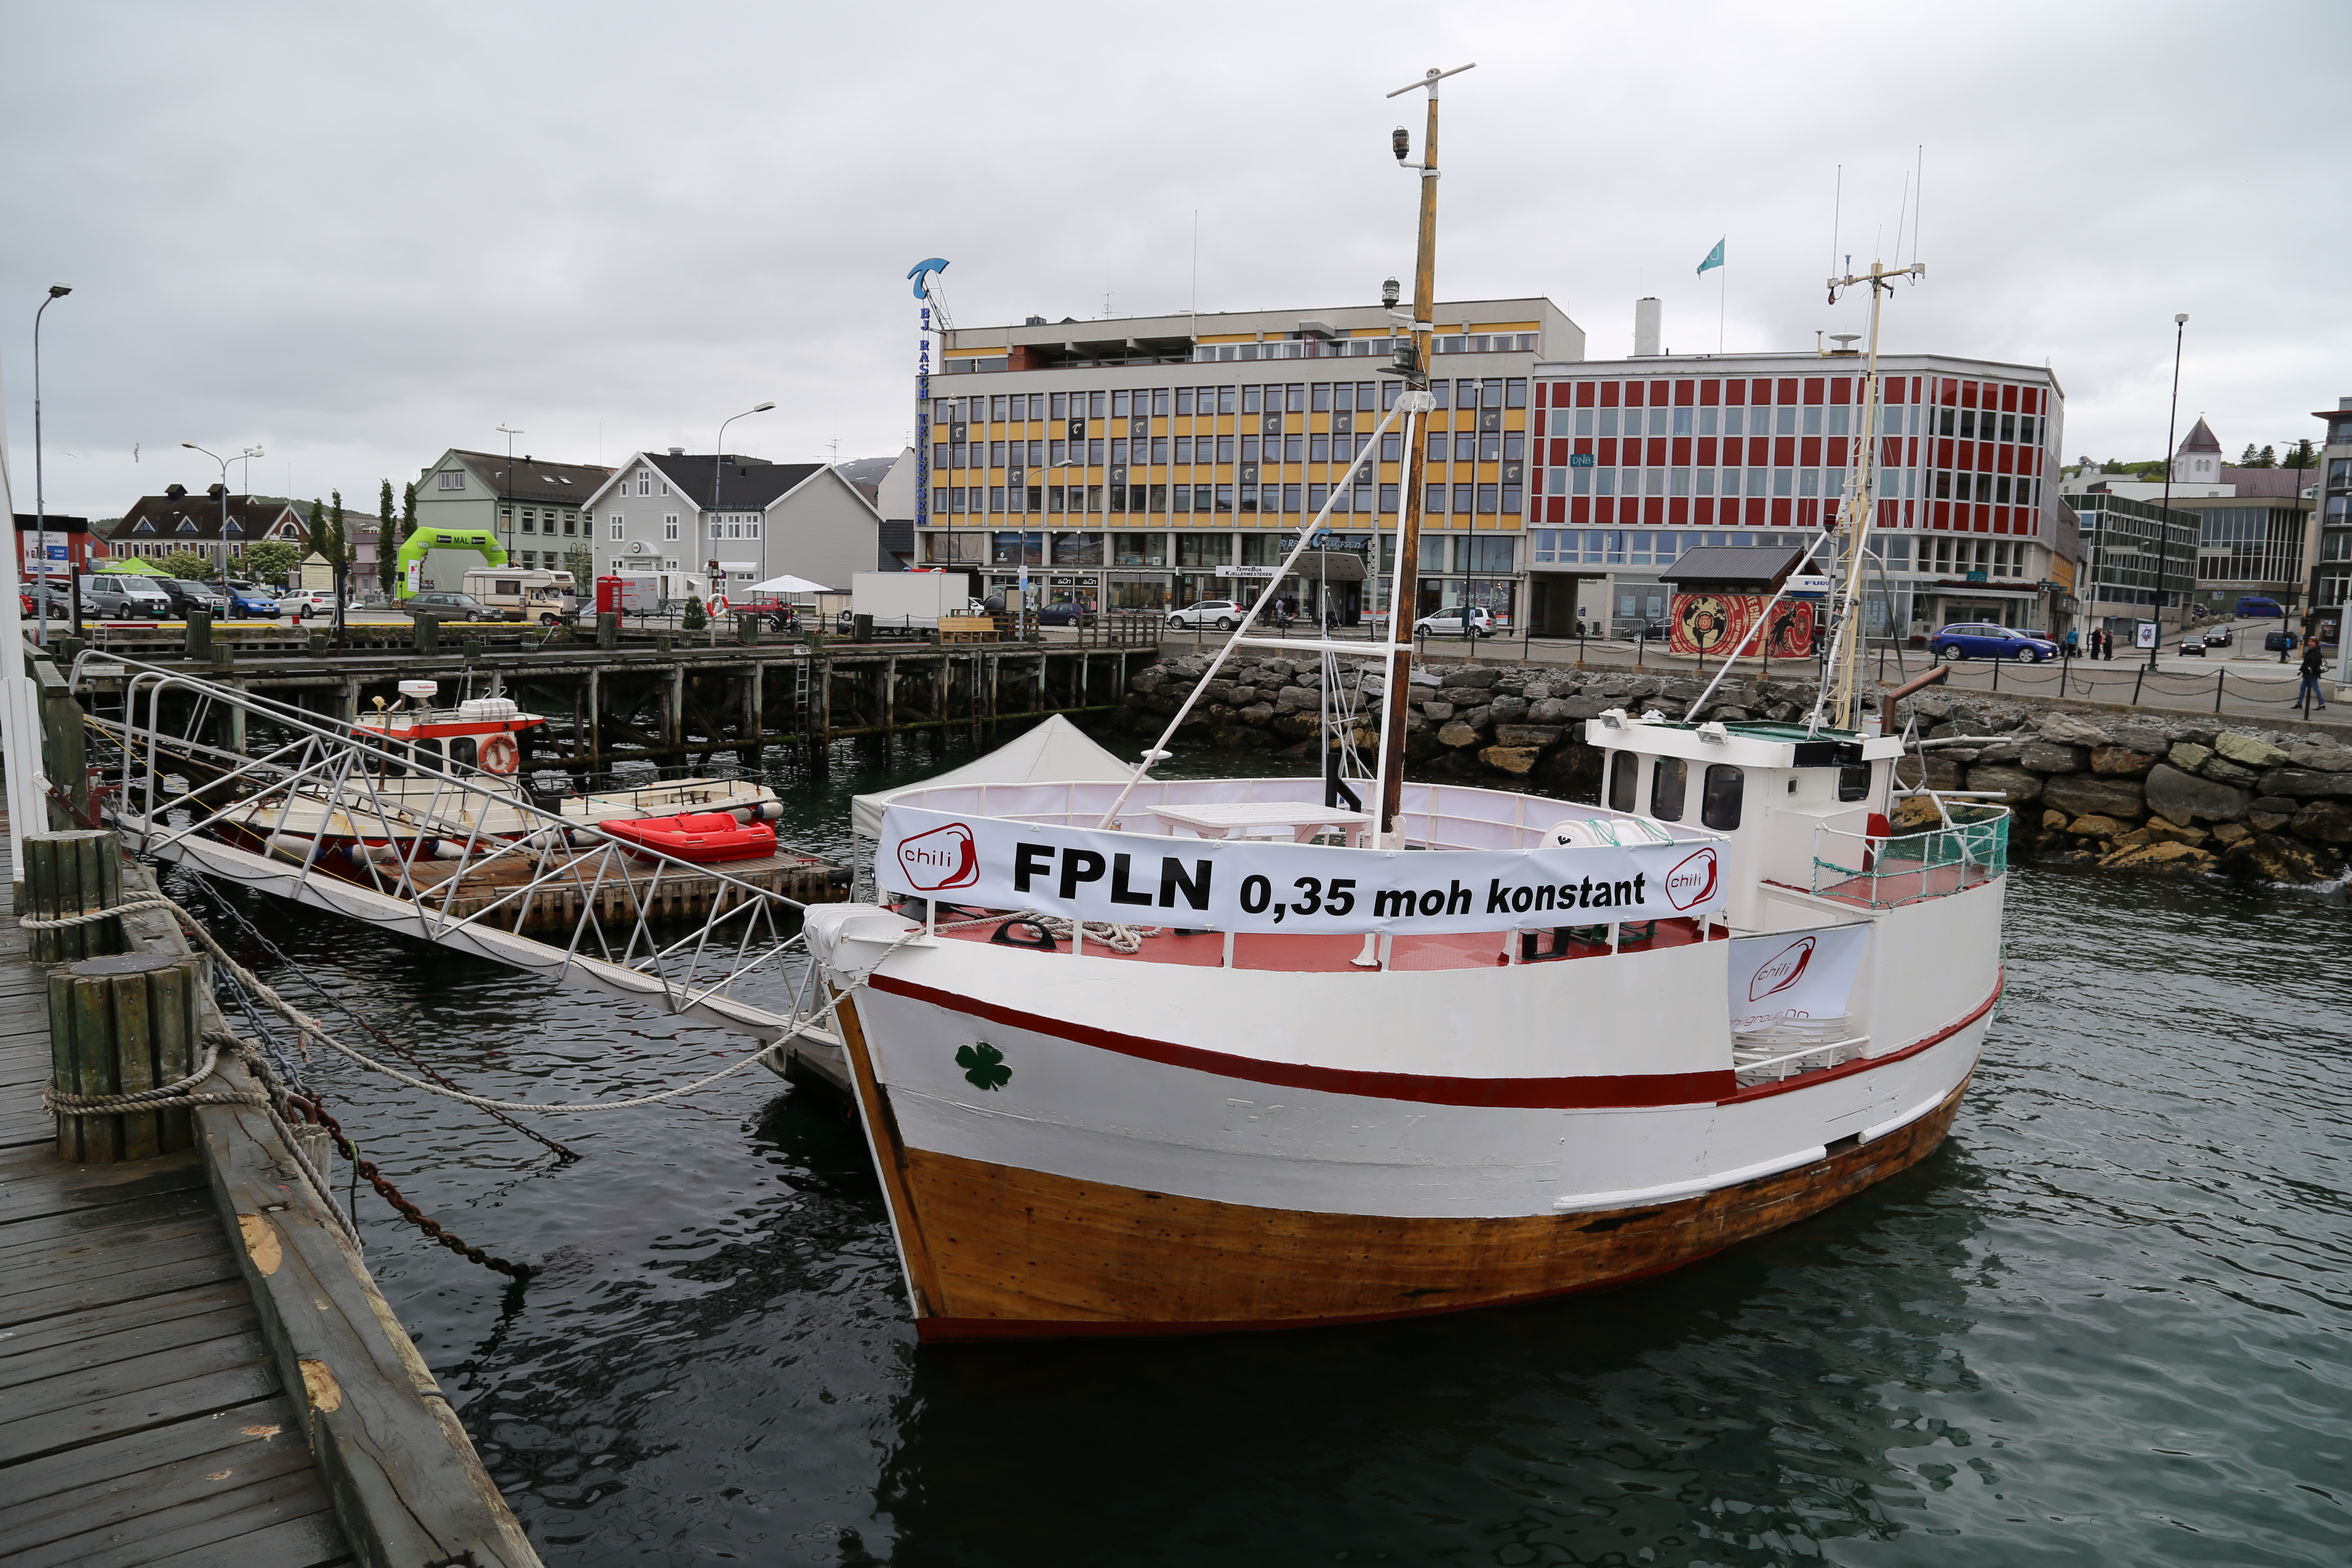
[806,723,2008,1342]
[599,811,777,864]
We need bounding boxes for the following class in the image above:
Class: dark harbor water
[166,727,2352,1567]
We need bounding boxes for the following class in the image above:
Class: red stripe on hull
[867,972,2001,1111]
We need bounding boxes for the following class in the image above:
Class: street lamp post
[34,284,70,637]
[2153,312,2188,671]
[181,442,232,579]
[496,423,524,567]
[710,402,776,606]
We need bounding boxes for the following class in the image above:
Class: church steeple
[2173,415,2222,483]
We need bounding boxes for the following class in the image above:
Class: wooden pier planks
[0,877,350,1568]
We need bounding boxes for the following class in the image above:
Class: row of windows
[920,529,1513,575]
[932,482,1422,516]
[1543,374,2046,418]
[940,432,1403,469]
[508,506,580,536]
[1525,528,2035,573]
[936,377,1528,429]
[1189,332,1537,362]
[1531,404,2039,445]
[1544,464,2041,507]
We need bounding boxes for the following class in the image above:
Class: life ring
[478,733,521,775]
[707,594,730,618]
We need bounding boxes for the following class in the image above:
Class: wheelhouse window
[1650,757,1687,821]
[1701,765,1744,831]
[1837,763,1872,802]
[1607,751,1638,814]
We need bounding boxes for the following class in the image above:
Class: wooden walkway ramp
[0,882,350,1568]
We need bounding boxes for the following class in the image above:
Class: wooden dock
[339,842,846,932]
[0,829,541,1568]
[0,880,352,1568]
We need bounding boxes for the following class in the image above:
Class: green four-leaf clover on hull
[956,1041,1011,1091]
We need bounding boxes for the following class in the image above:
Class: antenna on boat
[1371,62,1471,848]
[1806,251,1925,735]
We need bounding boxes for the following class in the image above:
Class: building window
[664,516,679,539]
[438,470,464,490]
[638,471,651,495]
[610,521,625,540]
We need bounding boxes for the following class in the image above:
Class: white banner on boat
[1724,925,1870,1032]
[876,803,1725,935]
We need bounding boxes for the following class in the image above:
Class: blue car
[1929,622,2058,663]
[214,581,281,617]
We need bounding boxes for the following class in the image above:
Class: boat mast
[1811,255,1924,733]
[1376,63,1470,845]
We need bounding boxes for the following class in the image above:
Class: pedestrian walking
[2065,628,2079,659]
[2298,638,2329,711]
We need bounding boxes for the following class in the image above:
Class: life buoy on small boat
[479,733,521,775]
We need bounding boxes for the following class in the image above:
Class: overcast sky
[4,0,2345,522]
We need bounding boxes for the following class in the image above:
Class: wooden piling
[48,950,203,1163]
[24,828,125,964]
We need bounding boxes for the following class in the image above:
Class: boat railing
[1808,804,2010,907]
[1732,1026,1870,1088]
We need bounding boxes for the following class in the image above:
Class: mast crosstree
[1809,257,1926,735]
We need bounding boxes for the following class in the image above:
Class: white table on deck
[1152,801,1373,845]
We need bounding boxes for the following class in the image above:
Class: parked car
[1928,622,2058,662]
[161,579,230,618]
[2264,630,2297,652]
[82,580,157,619]
[1637,621,1671,641]
[2237,596,2284,618]
[1415,606,1496,639]
[2178,637,2208,656]
[82,573,174,618]
[278,588,338,620]
[208,580,282,617]
[2202,627,2233,649]
[1035,602,1094,627]
[398,590,499,623]
[1167,599,1243,631]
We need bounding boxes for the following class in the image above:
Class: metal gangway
[70,651,839,1063]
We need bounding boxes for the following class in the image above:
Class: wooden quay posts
[62,620,1159,770]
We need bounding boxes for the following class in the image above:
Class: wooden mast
[1377,64,1471,844]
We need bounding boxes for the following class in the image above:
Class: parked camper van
[461,568,578,625]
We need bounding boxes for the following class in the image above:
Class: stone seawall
[1114,652,2352,885]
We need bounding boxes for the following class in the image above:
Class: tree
[2244,445,2278,469]
[377,480,396,597]
[159,551,214,579]
[245,540,301,581]
[2241,444,2261,464]
[2283,438,2319,474]
[565,546,593,587]
[396,481,418,597]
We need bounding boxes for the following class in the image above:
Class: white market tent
[850,714,1133,839]
[748,573,834,595]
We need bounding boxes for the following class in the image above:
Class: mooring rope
[22,894,883,1115]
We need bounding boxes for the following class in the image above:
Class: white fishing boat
[801,66,1998,1341]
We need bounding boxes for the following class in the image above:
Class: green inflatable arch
[393,525,508,600]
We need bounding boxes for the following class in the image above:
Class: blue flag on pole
[1697,239,1725,276]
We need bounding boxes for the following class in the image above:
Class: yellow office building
[920,297,1582,622]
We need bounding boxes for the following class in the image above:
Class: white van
[461,568,577,625]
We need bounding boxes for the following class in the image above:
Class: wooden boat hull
[830,970,1988,1341]
[888,1075,1968,1340]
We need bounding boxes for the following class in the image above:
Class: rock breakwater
[1115,652,2352,885]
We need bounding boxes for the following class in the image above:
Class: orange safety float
[478,733,522,775]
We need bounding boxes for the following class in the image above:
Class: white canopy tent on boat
[849,715,1133,840]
